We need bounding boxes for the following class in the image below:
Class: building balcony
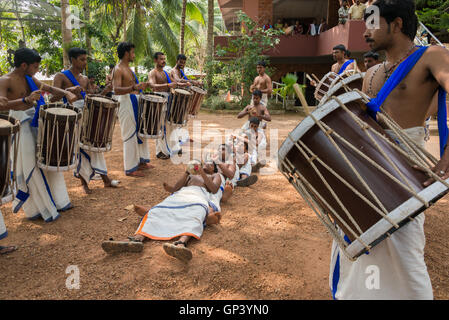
[214,20,370,60]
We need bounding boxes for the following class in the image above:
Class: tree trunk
[61,0,73,69]
[206,0,214,90]
[122,0,127,41]
[84,0,92,57]
[180,0,187,54]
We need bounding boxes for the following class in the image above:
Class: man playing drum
[148,52,183,160]
[169,54,202,87]
[112,42,153,177]
[249,61,272,107]
[330,0,449,300]
[51,47,119,194]
[0,48,77,222]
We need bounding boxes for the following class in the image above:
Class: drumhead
[191,86,207,94]
[90,96,112,104]
[46,107,77,116]
[278,91,363,162]
[175,89,191,95]
[141,94,166,102]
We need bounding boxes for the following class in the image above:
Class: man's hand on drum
[310,80,317,87]
[67,86,83,95]
[168,82,177,89]
[0,96,8,109]
[65,91,78,104]
[27,90,42,104]
[414,155,449,187]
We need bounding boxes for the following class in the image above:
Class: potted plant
[272,73,306,109]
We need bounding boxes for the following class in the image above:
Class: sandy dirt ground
[0,112,448,300]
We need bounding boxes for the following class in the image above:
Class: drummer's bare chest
[154,70,169,84]
[63,74,88,90]
[7,76,30,99]
[254,76,268,88]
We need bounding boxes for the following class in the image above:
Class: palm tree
[84,0,92,57]
[206,0,214,89]
[61,0,72,68]
[180,0,187,54]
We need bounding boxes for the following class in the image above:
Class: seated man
[234,139,258,187]
[101,161,222,263]
[237,90,271,130]
[241,117,267,172]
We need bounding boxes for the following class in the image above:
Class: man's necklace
[383,44,416,80]
[368,44,416,96]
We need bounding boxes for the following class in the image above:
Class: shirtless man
[148,52,180,160]
[250,61,272,106]
[237,90,271,130]
[0,48,77,222]
[330,0,449,300]
[363,51,381,70]
[169,54,202,87]
[101,161,222,262]
[51,47,119,194]
[331,44,356,75]
[112,42,153,177]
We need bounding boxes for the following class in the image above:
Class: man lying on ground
[101,161,222,263]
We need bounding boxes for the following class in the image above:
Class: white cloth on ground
[209,173,226,212]
[135,186,211,240]
[9,109,71,222]
[114,94,150,174]
[329,126,433,300]
[0,208,7,239]
[238,159,252,177]
[243,127,267,165]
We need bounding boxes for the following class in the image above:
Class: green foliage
[212,11,283,106]
[204,94,240,111]
[272,73,304,100]
[416,0,449,32]
[87,60,109,85]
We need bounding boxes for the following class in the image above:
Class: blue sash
[62,70,86,104]
[163,70,172,84]
[131,71,143,144]
[338,59,354,75]
[366,46,448,156]
[180,69,188,81]
[25,75,45,128]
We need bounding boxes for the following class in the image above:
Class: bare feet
[163,182,175,193]
[134,205,151,217]
[138,163,155,170]
[0,245,17,255]
[126,170,145,178]
[80,177,93,194]
[206,209,222,225]
[221,182,233,203]
[163,241,192,263]
[101,175,120,188]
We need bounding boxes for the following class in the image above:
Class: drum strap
[62,70,86,104]
[25,75,45,128]
[180,69,189,81]
[338,59,354,75]
[366,46,448,157]
[130,94,143,144]
[163,70,172,84]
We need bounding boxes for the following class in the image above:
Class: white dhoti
[114,94,150,174]
[9,109,71,222]
[209,173,226,212]
[329,126,433,300]
[0,209,7,240]
[156,122,184,157]
[238,160,252,177]
[72,99,109,183]
[136,186,211,240]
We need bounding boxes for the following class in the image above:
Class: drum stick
[305,74,314,83]
[311,73,320,82]
[293,83,311,116]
